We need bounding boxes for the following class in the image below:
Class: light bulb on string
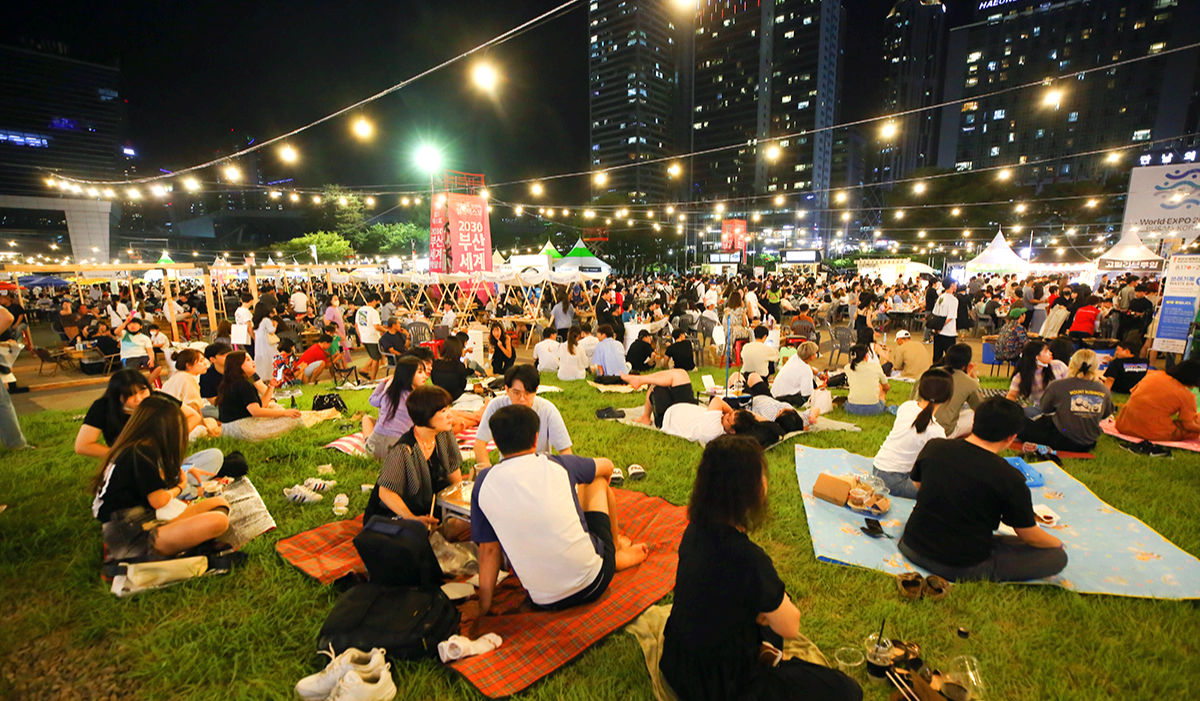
[223,166,241,182]
[530,183,544,196]
[280,145,298,163]
[365,197,376,207]
[593,172,608,186]
[290,193,300,202]
[472,63,499,91]
[353,118,373,139]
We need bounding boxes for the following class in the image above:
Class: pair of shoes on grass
[285,478,339,504]
[1120,439,1172,458]
[896,572,950,601]
[296,646,395,701]
[610,464,647,486]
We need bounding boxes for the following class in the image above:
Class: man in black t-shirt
[626,330,657,373]
[1121,286,1154,343]
[898,397,1067,582]
[199,343,234,404]
[664,329,696,371]
[1102,341,1150,394]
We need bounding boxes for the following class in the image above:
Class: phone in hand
[861,518,892,539]
[275,367,285,383]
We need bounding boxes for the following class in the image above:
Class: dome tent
[965,229,1029,275]
[1095,229,1166,274]
[552,238,611,276]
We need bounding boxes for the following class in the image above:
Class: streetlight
[414,144,442,174]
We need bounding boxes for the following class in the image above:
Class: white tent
[965,230,1029,275]
[902,261,937,278]
[1095,229,1166,274]
[552,238,612,276]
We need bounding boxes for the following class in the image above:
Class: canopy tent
[1029,247,1096,269]
[537,241,563,259]
[903,261,937,278]
[552,238,611,276]
[964,230,1030,275]
[1095,229,1167,274]
[492,250,508,267]
[17,275,70,288]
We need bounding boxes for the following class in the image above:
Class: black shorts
[748,381,773,398]
[538,511,616,610]
[124,356,150,370]
[101,506,162,563]
[364,343,381,361]
[652,383,695,429]
[593,375,626,385]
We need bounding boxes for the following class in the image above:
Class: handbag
[312,393,347,413]
[924,314,946,332]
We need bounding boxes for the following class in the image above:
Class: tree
[272,231,354,261]
[310,185,367,238]
[351,222,429,255]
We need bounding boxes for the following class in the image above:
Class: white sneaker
[304,477,338,492]
[327,665,397,701]
[284,485,324,504]
[332,494,349,516]
[295,646,386,701]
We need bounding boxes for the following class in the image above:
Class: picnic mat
[276,515,366,584]
[1007,441,1094,459]
[793,445,1200,599]
[300,408,343,429]
[615,405,861,446]
[221,477,277,550]
[448,489,687,698]
[1099,417,1200,452]
[588,380,637,393]
[325,429,496,462]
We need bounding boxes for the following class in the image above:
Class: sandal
[627,464,646,481]
[896,572,924,600]
[611,467,625,485]
[596,407,623,420]
[921,574,952,601]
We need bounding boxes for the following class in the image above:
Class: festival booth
[1029,247,1097,284]
[553,238,611,276]
[855,257,935,285]
[777,249,821,276]
[1094,229,1167,278]
[965,230,1030,277]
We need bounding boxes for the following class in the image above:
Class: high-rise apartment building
[937,0,1200,183]
[877,0,947,184]
[588,0,680,204]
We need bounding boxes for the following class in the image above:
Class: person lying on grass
[623,369,792,447]
[91,395,230,562]
[473,364,572,469]
[661,435,863,701]
[471,404,648,615]
[898,396,1068,582]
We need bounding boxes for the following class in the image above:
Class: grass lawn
[1,370,1198,700]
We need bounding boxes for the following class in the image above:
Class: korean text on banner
[1151,255,1200,354]
[721,219,747,253]
[430,197,448,274]
[447,193,492,274]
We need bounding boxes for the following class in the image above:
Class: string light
[667,162,682,177]
[312,196,322,204]
[337,197,349,206]
[913,182,927,194]
[365,196,376,206]
[103,189,115,197]
[530,183,544,196]
[151,185,167,198]
[290,193,301,202]
[950,207,961,216]
[472,63,499,91]
[183,178,199,192]
[997,169,1012,181]
[401,196,410,205]
[835,191,847,203]
[879,121,898,139]
[593,172,607,186]
[765,145,782,161]
[353,118,373,139]
[270,191,282,199]
[514,205,523,215]
[773,195,784,206]
[280,145,298,163]
[223,166,241,182]
[715,203,725,213]
[128,188,141,199]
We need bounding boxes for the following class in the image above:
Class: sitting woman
[488,322,514,376]
[1066,296,1102,341]
[556,326,589,381]
[1114,359,1200,442]
[91,395,232,562]
[1017,349,1114,453]
[363,386,462,527]
[430,338,470,402]
[1006,340,1067,417]
[159,349,222,439]
[212,319,233,346]
[215,351,302,442]
[843,344,890,415]
[661,435,862,701]
[362,356,428,460]
[871,368,954,499]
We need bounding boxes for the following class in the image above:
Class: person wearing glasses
[472,364,572,470]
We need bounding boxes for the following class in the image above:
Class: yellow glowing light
[678,213,686,221]
[45,178,57,188]
[918,231,926,238]
[646,211,655,218]
[270,191,282,199]
[472,63,499,91]
[103,189,115,198]
[87,188,99,197]
[913,182,927,194]
[593,172,608,186]
[128,188,141,199]
[666,205,676,214]
[715,203,725,213]
[290,193,300,202]
[841,212,850,221]
[880,121,899,139]
[365,197,376,206]
[280,145,298,163]
[752,213,761,222]
[312,196,322,204]
[667,162,682,177]
[562,210,570,217]
[962,230,971,237]
[584,209,595,218]
[1086,199,1099,208]
[998,169,1012,180]
[895,210,905,220]
[514,205,523,215]
[1043,90,1063,107]
[627,220,634,226]
[530,183,544,196]
[1016,203,1027,213]
[223,166,241,182]
[479,189,489,199]
[353,118,373,139]
[545,209,554,218]
[773,195,785,206]
[337,197,349,206]
[951,207,961,216]
[835,191,847,204]
[401,196,410,206]
[183,177,200,192]
[765,145,781,161]
[796,210,807,219]
[413,197,422,205]
[1106,152,1120,163]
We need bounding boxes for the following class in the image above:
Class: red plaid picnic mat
[275,515,366,584]
[448,489,687,698]
[456,425,495,453]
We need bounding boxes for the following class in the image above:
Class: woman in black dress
[661,435,862,701]
[488,322,514,376]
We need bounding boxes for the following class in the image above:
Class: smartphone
[274,367,285,383]
[861,518,892,539]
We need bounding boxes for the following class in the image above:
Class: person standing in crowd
[930,280,959,363]
[355,294,386,381]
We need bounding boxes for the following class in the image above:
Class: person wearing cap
[995,306,1029,363]
[889,330,931,380]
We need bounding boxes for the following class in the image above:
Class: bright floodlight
[530,183,544,196]
[353,118,373,139]
[223,165,241,182]
[473,63,499,91]
[880,121,899,139]
[415,145,442,174]
[280,145,298,163]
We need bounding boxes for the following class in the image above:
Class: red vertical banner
[447,193,492,273]
[429,195,448,273]
[721,219,747,252]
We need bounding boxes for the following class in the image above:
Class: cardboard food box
[813,473,855,506]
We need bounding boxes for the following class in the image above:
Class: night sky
[3,0,975,201]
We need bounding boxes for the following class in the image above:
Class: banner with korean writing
[447,193,493,273]
[1151,254,1200,354]
[721,219,747,252]
[429,195,448,273]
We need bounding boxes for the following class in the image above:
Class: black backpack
[353,516,443,588]
[318,583,460,659]
[312,393,347,413]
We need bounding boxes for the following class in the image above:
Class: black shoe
[1121,440,1172,458]
[596,407,623,420]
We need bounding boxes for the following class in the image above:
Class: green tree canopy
[271,231,353,261]
[350,222,429,255]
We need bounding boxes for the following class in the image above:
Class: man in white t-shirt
[289,290,309,319]
[739,325,778,378]
[532,327,560,373]
[578,323,599,365]
[233,294,254,348]
[623,369,755,445]
[472,403,648,613]
[474,365,573,468]
[354,294,386,380]
[439,300,457,330]
[931,280,960,363]
[744,284,761,321]
[772,341,820,405]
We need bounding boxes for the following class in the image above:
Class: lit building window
[1148,42,1166,54]
[990,146,1000,157]
[1132,129,1152,141]
[962,102,978,112]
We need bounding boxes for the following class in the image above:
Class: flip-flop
[921,574,952,601]
[896,572,924,600]
[610,467,625,485]
[627,464,646,480]
[596,407,623,420]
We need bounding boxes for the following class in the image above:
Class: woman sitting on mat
[488,322,514,376]
[1017,349,1113,453]
[362,356,427,460]
[430,338,470,402]
[77,370,219,462]
[872,368,954,499]
[92,395,231,562]
[1006,340,1067,418]
[556,326,589,381]
[843,344,889,416]
[1114,358,1200,442]
[161,348,208,415]
[363,385,462,528]
[661,435,862,701]
[215,351,302,442]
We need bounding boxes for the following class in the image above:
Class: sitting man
[624,368,757,445]
[771,341,821,406]
[532,326,560,373]
[664,328,695,371]
[739,325,778,378]
[889,330,931,380]
[590,324,628,382]
[473,364,573,469]
[1101,340,1150,395]
[472,405,648,614]
[626,329,659,374]
[297,334,334,384]
[898,397,1068,582]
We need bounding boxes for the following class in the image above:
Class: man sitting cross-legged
[623,369,757,445]
[898,396,1068,582]
[472,404,649,614]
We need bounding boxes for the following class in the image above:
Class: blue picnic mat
[793,445,1200,599]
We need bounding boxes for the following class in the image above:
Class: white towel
[437,633,503,663]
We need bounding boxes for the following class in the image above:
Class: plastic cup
[862,633,893,683]
[946,655,985,699]
[861,475,886,495]
[849,488,869,506]
[834,647,864,679]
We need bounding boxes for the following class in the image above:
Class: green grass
[1,371,1199,700]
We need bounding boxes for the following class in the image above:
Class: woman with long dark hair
[430,338,469,402]
[872,368,954,498]
[488,322,514,376]
[662,436,862,701]
[215,351,302,441]
[843,344,889,415]
[362,356,428,460]
[91,396,231,561]
[557,326,588,381]
[1006,340,1067,417]
[551,296,574,342]
[1018,349,1114,452]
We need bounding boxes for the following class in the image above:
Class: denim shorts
[844,401,886,416]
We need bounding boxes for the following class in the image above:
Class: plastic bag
[429,531,478,577]
[810,388,834,415]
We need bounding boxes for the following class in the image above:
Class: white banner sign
[1151,254,1200,354]
[1120,165,1200,253]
